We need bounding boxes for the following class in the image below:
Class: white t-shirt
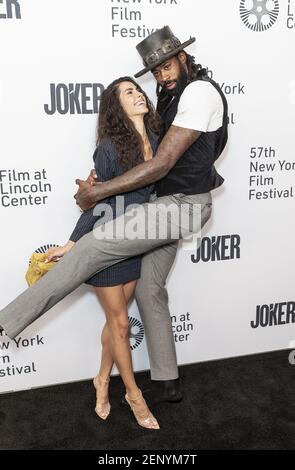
[172,80,224,133]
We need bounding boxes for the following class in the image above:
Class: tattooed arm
[74,126,201,210]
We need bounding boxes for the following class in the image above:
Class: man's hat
[134,26,196,78]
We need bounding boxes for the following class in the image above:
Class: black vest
[155,71,228,197]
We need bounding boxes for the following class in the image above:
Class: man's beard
[162,66,188,97]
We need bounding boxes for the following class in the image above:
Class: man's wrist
[92,182,109,202]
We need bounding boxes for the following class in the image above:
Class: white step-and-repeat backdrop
[1,0,295,393]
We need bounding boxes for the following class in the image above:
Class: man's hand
[74,179,98,211]
[74,169,101,210]
[86,169,98,185]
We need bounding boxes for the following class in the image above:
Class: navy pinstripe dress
[69,136,157,287]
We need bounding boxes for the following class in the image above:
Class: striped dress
[69,136,157,287]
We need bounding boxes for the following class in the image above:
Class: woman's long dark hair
[97,76,161,171]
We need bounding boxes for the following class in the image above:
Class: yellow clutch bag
[25,252,56,287]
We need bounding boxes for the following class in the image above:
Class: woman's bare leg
[96,282,140,397]
[95,280,137,381]
[93,281,159,428]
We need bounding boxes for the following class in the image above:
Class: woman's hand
[45,241,75,263]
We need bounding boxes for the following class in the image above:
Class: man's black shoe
[121,378,182,405]
[162,378,183,403]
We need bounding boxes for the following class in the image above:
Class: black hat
[134,26,196,78]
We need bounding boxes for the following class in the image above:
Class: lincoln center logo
[240,0,279,31]
[128,317,144,351]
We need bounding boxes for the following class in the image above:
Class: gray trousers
[0,192,212,380]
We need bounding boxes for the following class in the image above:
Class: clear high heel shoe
[93,374,111,420]
[125,389,160,430]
